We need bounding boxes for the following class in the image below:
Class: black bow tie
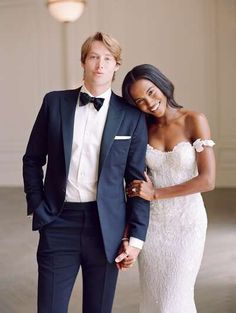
[79,92,104,111]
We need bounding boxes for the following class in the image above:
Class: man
[23,32,149,313]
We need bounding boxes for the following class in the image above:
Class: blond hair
[81,32,122,66]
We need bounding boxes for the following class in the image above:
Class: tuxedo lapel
[99,93,125,176]
[60,88,80,177]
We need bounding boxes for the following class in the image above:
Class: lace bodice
[146,139,215,188]
[145,139,214,222]
[146,141,198,188]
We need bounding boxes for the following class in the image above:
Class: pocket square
[114,136,131,140]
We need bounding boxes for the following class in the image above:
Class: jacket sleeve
[124,112,150,241]
[22,94,49,215]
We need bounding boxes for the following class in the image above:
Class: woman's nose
[146,97,155,107]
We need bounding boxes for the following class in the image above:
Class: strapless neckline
[147,141,193,153]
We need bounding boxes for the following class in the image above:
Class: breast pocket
[113,139,131,152]
[111,139,131,165]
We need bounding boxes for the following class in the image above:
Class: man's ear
[114,64,120,72]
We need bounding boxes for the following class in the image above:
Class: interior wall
[0,0,235,186]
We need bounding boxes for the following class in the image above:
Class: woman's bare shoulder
[183,110,207,125]
[182,109,206,118]
[182,109,210,138]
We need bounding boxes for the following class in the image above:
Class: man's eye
[105,57,112,61]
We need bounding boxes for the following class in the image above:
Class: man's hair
[81,32,122,66]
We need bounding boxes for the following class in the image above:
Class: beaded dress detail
[138,139,215,313]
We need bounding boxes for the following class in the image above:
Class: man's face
[82,40,119,89]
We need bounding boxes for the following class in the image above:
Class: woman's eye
[136,99,144,106]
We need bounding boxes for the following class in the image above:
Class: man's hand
[115,242,140,271]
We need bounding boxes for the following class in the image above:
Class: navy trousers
[37,202,119,313]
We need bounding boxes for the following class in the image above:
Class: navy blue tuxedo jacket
[23,88,150,262]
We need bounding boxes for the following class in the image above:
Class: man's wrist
[129,237,144,249]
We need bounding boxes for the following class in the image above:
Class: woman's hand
[126,172,156,201]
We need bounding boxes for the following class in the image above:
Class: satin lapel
[98,93,125,176]
[60,88,80,177]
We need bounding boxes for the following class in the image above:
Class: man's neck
[83,82,111,97]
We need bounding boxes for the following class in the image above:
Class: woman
[121,64,216,313]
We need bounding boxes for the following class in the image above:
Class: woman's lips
[150,100,161,112]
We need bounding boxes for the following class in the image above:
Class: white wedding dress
[138,139,215,313]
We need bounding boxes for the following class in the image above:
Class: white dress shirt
[66,85,110,202]
[65,85,143,249]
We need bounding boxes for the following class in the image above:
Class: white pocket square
[114,136,131,140]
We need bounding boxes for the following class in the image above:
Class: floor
[0,188,235,313]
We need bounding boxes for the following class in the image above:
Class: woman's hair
[122,64,182,109]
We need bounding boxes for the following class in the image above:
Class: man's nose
[97,58,104,69]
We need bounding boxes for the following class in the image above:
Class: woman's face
[129,79,167,117]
